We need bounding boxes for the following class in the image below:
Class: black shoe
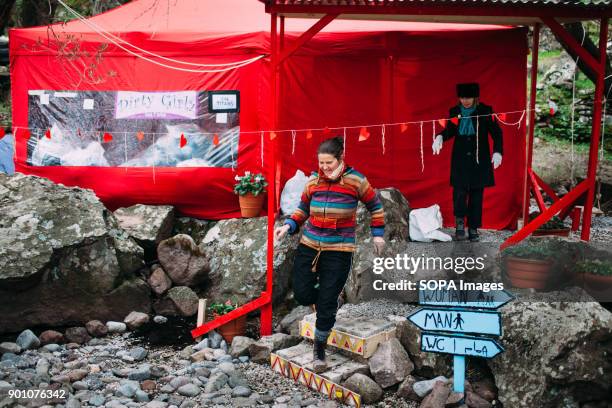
[312,339,327,373]
[469,229,480,242]
[455,217,467,241]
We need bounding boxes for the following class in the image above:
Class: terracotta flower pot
[238,192,265,217]
[216,315,247,344]
[532,228,571,237]
[505,256,553,289]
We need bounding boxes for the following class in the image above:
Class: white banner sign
[115,91,198,120]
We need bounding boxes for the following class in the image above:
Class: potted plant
[234,171,267,217]
[530,213,570,237]
[209,300,246,343]
[502,243,555,289]
[574,259,612,289]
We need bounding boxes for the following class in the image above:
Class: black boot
[455,217,467,241]
[469,228,480,242]
[312,339,327,373]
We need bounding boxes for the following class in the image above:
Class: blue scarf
[459,105,476,136]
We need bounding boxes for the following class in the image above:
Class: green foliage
[502,242,555,260]
[233,172,268,196]
[576,259,612,277]
[529,213,567,230]
[209,300,238,316]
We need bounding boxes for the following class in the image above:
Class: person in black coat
[432,83,503,242]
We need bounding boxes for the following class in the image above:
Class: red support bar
[275,13,338,66]
[523,23,539,227]
[501,180,589,250]
[580,17,608,241]
[191,293,272,339]
[528,168,547,213]
[532,170,560,203]
[541,17,601,74]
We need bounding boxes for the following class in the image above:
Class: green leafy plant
[529,213,567,230]
[209,299,238,318]
[233,171,268,196]
[502,242,554,260]
[576,259,612,277]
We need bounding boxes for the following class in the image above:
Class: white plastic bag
[409,204,452,242]
[280,170,309,215]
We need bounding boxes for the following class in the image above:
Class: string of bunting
[4,109,532,173]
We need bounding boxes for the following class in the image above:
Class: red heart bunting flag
[450,117,459,126]
[438,118,447,127]
[136,131,145,141]
[45,129,51,139]
[213,133,220,145]
[323,127,331,135]
[103,132,113,143]
[358,127,370,142]
[400,123,408,133]
[306,130,313,140]
[269,131,277,141]
[179,133,187,148]
[497,113,507,122]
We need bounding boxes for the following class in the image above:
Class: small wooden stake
[196,299,207,342]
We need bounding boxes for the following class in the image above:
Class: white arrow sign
[421,332,504,358]
[407,308,502,336]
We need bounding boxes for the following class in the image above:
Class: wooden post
[196,299,207,342]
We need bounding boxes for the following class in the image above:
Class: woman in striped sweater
[274,136,385,373]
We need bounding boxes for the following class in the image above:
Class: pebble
[15,330,40,350]
[153,315,168,324]
[130,346,148,361]
[177,383,201,397]
[89,394,105,406]
[106,321,127,333]
[232,385,252,397]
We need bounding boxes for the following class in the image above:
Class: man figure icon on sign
[454,313,464,330]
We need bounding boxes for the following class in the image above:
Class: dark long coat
[440,103,503,188]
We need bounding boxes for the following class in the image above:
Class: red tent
[10,0,526,228]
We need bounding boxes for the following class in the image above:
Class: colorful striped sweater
[284,166,385,252]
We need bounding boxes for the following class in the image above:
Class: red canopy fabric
[10,0,527,228]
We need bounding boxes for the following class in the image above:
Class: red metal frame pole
[260,13,278,336]
[523,23,540,227]
[581,17,608,241]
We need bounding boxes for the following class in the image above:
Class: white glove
[492,152,502,169]
[432,135,443,155]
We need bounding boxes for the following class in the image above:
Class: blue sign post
[408,287,513,396]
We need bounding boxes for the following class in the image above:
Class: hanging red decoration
[103,132,113,143]
[358,127,370,142]
[0,128,5,139]
[323,126,331,135]
[213,133,220,145]
[179,133,187,148]
[400,123,408,133]
[269,131,277,140]
[438,119,447,127]
[45,129,51,139]
[306,130,313,140]
[450,117,459,126]
[497,113,507,122]
[136,131,145,141]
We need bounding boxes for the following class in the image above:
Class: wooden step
[299,312,396,358]
[270,342,365,407]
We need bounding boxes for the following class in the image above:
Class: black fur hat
[456,83,480,98]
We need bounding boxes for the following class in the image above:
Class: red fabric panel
[278,28,527,229]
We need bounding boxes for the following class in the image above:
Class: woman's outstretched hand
[274,224,290,244]
[373,236,385,256]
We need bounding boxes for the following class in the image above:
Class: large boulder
[0,174,150,333]
[199,217,300,305]
[355,187,410,242]
[157,234,209,287]
[113,204,174,260]
[368,338,414,388]
[346,238,502,304]
[153,286,199,317]
[491,289,612,407]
